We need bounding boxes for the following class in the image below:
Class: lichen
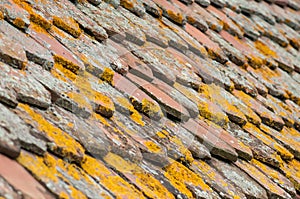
[120,0,134,9]
[144,140,162,153]
[163,161,212,198]
[54,55,81,75]
[166,10,184,25]
[52,16,82,38]
[254,40,278,58]
[103,153,174,199]
[18,103,85,163]
[13,17,27,29]
[140,98,163,120]
[100,68,114,86]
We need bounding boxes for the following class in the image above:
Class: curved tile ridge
[0,0,299,198]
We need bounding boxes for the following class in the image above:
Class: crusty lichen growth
[198,101,229,126]
[132,98,163,120]
[0,11,4,20]
[103,153,175,199]
[120,0,134,9]
[12,0,52,30]
[17,151,87,199]
[82,155,146,199]
[54,55,81,75]
[18,103,85,163]
[254,40,278,58]
[163,161,212,198]
[52,16,82,38]
[100,68,115,86]
[166,10,184,25]
[116,97,145,126]
[13,17,27,29]
[144,140,162,153]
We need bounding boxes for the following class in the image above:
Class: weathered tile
[0,20,54,70]
[0,154,54,199]
[191,3,223,32]
[16,104,85,164]
[77,1,145,45]
[209,158,268,199]
[103,152,176,199]
[279,159,300,192]
[120,0,146,17]
[0,176,22,199]
[17,151,113,198]
[142,0,163,17]
[127,73,190,121]
[251,159,297,197]
[194,0,210,7]
[163,118,211,159]
[0,34,27,70]
[153,0,185,25]
[119,8,168,48]
[0,103,47,156]
[206,5,243,38]
[191,160,247,199]
[163,160,220,199]
[199,84,248,125]
[172,0,208,32]
[152,77,198,118]
[207,29,246,66]
[0,126,20,159]
[113,72,163,120]
[226,122,284,168]
[183,119,238,161]
[223,7,260,40]
[235,159,292,199]
[1,63,51,109]
[243,122,293,161]
[185,23,227,63]
[174,82,229,126]
[233,90,285,130]
[0,0,30,30]
[199,119,253,160]
[81,155,147,199]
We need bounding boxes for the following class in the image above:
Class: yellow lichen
[12,0,51,30]
[103,153,174,199]
[198,101,229,126]
[116,97,145,126]
[52,16,82,38]
[120,0,134,9]
[13,17,27,29]
[144,140,162,153]
[54,55,81,75]
[254,40,278,58]
[18,104,85,163]
[166,10,184,24]
[92,112,110,127]
[100,68,114,86]
[68,186,88,199]
[243,123,292,161]
[163,161,212,198]
[140,98,163,119]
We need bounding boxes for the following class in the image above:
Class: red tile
[126,73,190,121]
[0,154,54,199]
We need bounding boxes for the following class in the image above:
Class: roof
[0,0,300,198]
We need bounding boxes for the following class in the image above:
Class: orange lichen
[0,11,4,20]
[18,104,85,163]
[12,0,51,30]
[116,97,145,126]
[167,10,184,25]
[17,151,60,183]
[54,55,81,75]
[163,161,212,198]
[52,16,82,38]
[13,17,27,29]
[254,40,278,58]
[144,140,162,153]
[68,186,88,199]
[140,98,163,120]
[100,68,114,86]
[251,159,284,185]
[120,0,134,9]
[243,123,292,161]
[103,153,174,199]
[92,112,110,127]
[197,101,229,126]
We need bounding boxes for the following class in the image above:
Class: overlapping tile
[0,0,299,198]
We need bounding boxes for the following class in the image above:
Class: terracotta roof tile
[0,0,300,198]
